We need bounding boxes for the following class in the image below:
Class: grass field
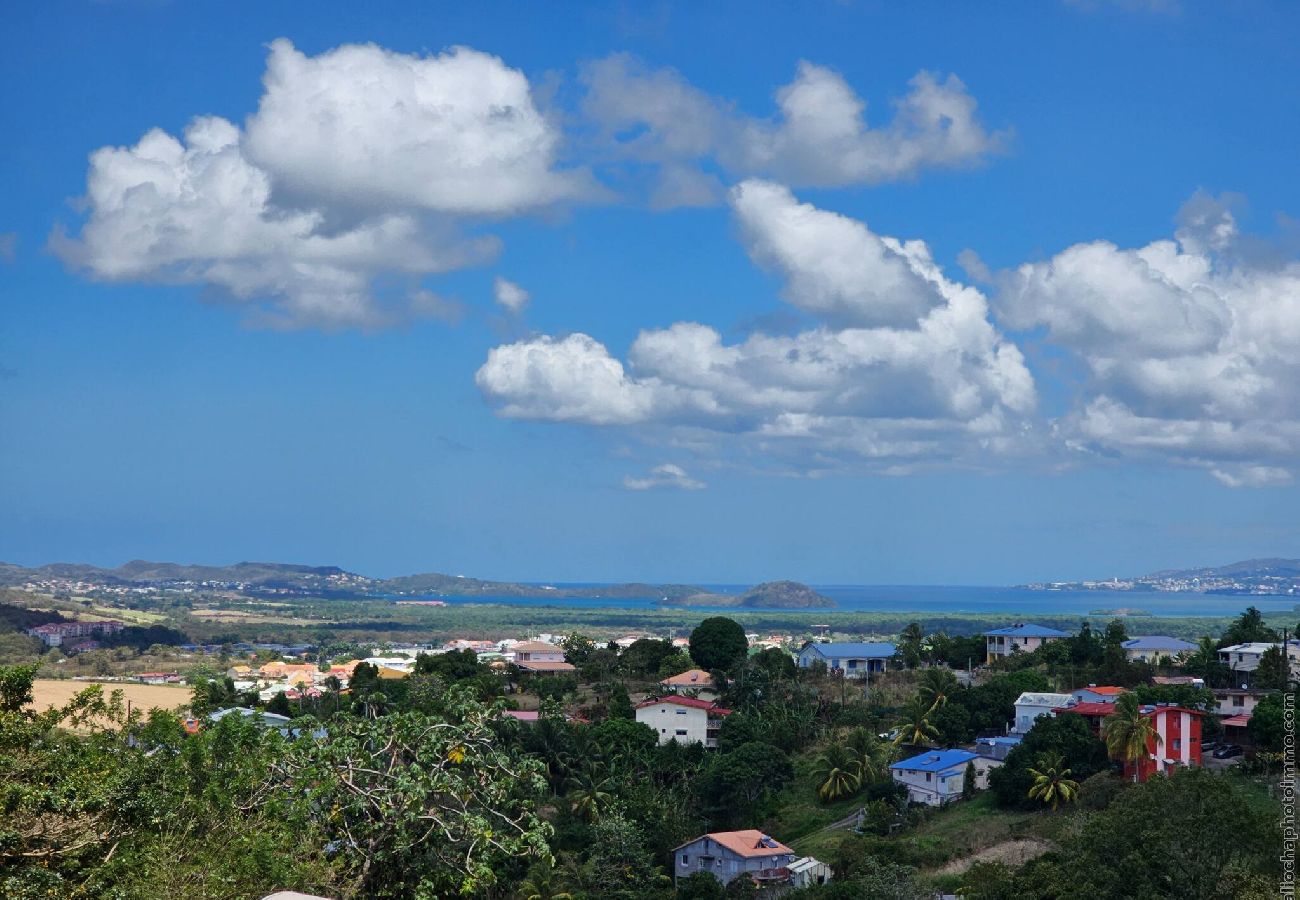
[28,678,193,721]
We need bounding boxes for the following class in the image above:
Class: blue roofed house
[890,749,998,806]
[1122,636,1198,663]
[797,642,896,678]
[984,623,1070,663]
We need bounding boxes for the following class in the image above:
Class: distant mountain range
[0,560,836,608]
[1025,557,1300,595]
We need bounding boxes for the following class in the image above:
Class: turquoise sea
[401,585,1298,619]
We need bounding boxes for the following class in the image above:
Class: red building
[1056,701,1203,782]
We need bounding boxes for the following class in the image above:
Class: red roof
[1221,713,1252,728]
[1080,686,1125,696]
[636,695,732,715]
[1057,701,1117,717]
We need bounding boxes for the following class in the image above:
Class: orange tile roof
[512,641,564,654]
[661,668,713,687]
[683,830,793,859]
[1082,686,1125,696]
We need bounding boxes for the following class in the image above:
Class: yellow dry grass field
[28,679,193,723]
[190,607,329,625]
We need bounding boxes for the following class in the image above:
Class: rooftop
[1057,701,1118,717]
[1015,692,1075,707]
[677,830,793,859]
[660,668,714,686]
[985,623,1070,638]
[1123,636,1198,651]
[801,641,897,657]
[636,695,732,715]
[891,749,979,773]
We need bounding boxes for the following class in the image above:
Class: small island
[660,580,836,609]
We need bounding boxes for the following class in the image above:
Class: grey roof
[801,642,896,658]
[1122,636,1198,651]
[985,623,1070,638]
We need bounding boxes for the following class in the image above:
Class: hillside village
[3,601,1291,898]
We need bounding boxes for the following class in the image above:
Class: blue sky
[2,1,1298,584]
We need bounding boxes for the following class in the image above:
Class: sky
[2,0,1298,585]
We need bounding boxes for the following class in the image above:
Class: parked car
[1200,739,1218,752]
[1212,744,1244,759]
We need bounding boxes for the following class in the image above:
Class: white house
[1122,636,1197,662]
[672,830,804,887]
[1218,641,1300,677]
[889,749,997,806]
[1213,686,1269,717]
[635,695,731,748]
[510,640,576,673]
[984,624,1069,663]
[1012,692,1076,734]
[797,642,896,678]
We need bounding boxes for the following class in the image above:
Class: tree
[845,727,888,784]
[1253,644,1290,690]
[0,663,38,713]
[620,638,676,677]
[676,871,726,900]
[606,682,634,720]
[814,743,862,801]
[990,713,1108,809]
[918,667,958,713]
[1026,750,1079,811]
[962,759,978,800]
[566,773,614,823]
[898,622,924,668]
[560,632,597,667]
[1102,692,1160,782]
[414,647,484,680]
[1182,636,1231,687]
[1059,769,1277,898]
[893,698,939,749]
[689,618,748,672]
[1069,620,1101,666]
[1247,691,1291,751]
[1221,606,1277,646]
[700,741,793,825]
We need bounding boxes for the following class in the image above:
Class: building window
[681,855,689,865]
[926,773,932,782]
[675,729,688,736]
[676,709,687,715]
[1234,696,1245,707]
[1172,738,1181,750]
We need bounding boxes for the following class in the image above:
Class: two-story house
[890,749,997,806]
[671,830,805,887]
[796,642,896,678]
[509,640,576,673]
[635,695,731,747]
[1218,641,1300,679]
[1125,704,1204,781]
[984,624,1069,663]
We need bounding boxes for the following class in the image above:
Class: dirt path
[935,838,1053,875]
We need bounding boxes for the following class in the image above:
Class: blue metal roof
[802,642,897,658]
[1122,636,1198,651]
[984,624,1070,638]
[977,735,1023,746]
[890,749,979,773]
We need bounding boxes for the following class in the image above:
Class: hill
[663,580,836,609]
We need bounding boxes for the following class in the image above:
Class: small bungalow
[1071,685,1125,705]
[1122,636,1197,663]
[672,830,809,888]
[796,642,896,678]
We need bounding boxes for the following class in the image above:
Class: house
[1122,704,1204,781]
[890,749,997,806]
[984,624,1069,663]
[135,672,180,685]
[659,669,717,699]
[1122,636,1197,662]
[503,710,540,724]
[788,856,834,889]
[510,641,576,673]
[975,735,1023,761]
[635,696,731,748]
[672,830,802,887]
[1053,701,1121,737]
[1071,685,1125,705]
[1213,687,1269,717]
[1218,641,1300,678]
[796,642,896,677]
[1012,692,1075,734]
[25,619,125,648]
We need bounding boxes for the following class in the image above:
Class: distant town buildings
[26,619,124,647]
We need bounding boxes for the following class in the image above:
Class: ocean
[398,585,1299,619]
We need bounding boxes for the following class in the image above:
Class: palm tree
[1102,692,1161,782]
[815,743,862,801]
[1027,750,1079,811]
[566,773,614,823]
[845,727,888,783]
[918,668,958,713]
[517,859,575,900]
[893,698,939,749]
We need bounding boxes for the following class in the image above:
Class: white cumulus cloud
[53,39,588,329]
[478,182,1036,471]
[581,55,1005,205]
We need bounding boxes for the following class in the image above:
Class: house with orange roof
[659,668,717,700]
[672,830,824,888]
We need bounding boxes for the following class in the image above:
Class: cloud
[53,39,587,329]
[493,277,531,313]
[581,55,1005,205]
[478,181,1036,471]
[623,463,706,491]
[245,39,595,216]
[996,191,1300,483]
